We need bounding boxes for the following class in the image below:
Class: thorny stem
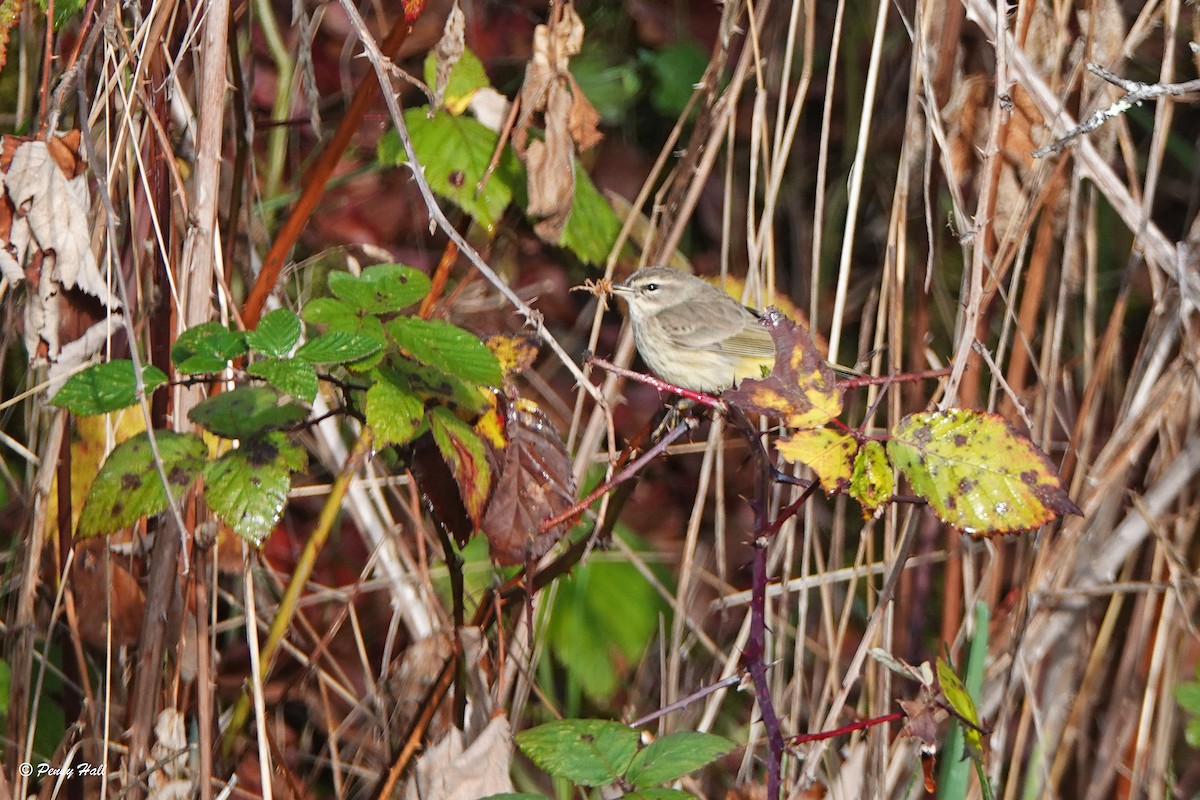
[723,405,787,796]
[789,711,906,745]
[746,540,786,797]
[835,366,951,389]
[628,674,743,729]
[539,420,692,533]
[585,355,726,409]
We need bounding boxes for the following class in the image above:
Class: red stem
[790,711,906,745]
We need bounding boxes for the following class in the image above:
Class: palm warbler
[611,266,775,393]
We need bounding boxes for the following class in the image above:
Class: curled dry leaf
[402,715,515,800]
[525,86,576,241]
[149,709,192,796]
[514,5,602,244]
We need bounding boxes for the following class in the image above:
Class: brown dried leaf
[1,136,104,297]
[513,5,599,243]
[525,84,576,242]
[71,541,146,649]
[402,715,515,800]
[480,398,576,566]
[898,698,941,748]
[388,632,455,736]
[566,73,603,152]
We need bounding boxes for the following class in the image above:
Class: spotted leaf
[479,398,576,566]
[78,431,207,537]
[850,440,894,518]
[204,433,307,546]
[886,410,1080,535]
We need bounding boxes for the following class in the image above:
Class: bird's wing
[716,323,775,359]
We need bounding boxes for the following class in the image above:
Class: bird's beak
[610,281,632,296]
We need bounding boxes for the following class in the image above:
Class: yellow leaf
[775,428,857,494]
[887,410,1081,535]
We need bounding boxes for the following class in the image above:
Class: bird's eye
[645,283,658,292]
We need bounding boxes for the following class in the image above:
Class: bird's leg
[652,397,700,441]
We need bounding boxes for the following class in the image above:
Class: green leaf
[245,308,301,358]
[642,41,709,117]
[886,410,1081,535]
[937,657,985,763]
[204,433,306,546]
[571,51,642,122]
[302,299,386,370]
[1186,718,1200,749]
[0,658,10,715]
[295,331,384,366]
[381,360,488,414]
[188,386,309,439]
[850,439,894,517]
[546,551,666,702]
[624,791,696,800]
[301,297,359,329]
[387,317,502,386]
[624,732,734,787]
[51,360,167,415]
[515,719,639,787]
[558,161,621,265]
[1175,681,1200,714]
[78,432,207,537]
[35,0,84,29]
[774,427,857,495]
[379,109,523,232]
[423,47,493,114]
[246,358,319,403]
[429,407,492,525]
[172,322,248,374]
[327,263,432,315]
[366,378,425,446]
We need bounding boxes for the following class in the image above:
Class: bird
[610,266,776,394]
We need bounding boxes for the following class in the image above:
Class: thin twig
[539,420,693,533]
[1033,63,1200,158]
